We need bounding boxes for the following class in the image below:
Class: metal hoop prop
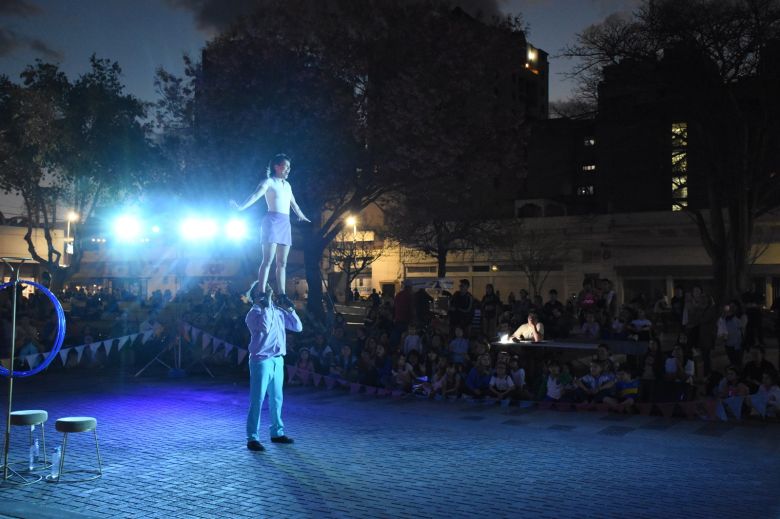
[0,281,66,378]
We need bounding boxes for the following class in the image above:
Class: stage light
[113,214,142,242]
[179,217,218,241]
[225,218,248,241]
[151,225,161,234]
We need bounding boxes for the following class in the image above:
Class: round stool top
[55,417,97,433]
[10,410,48,426]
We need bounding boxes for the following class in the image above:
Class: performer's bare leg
[275,244,290,294]
[258,242,277,291]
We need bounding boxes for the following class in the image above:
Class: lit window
[577,185,595,196]
[527,46,537,63]
[582,164,596,172]
[584,138,596,146]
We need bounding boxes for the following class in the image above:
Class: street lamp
[345,215,357,240]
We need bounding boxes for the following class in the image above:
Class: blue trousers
[246,356,285,441]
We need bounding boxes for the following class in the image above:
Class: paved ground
[0,371,778,519]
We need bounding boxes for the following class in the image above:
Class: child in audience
[489,362,515,402]
[448,327,469,365]
[603,368,639,412]
[747,372,780,418]
[575,362,616,403]
[508,356,530,400]
[403,324,423,356]
[439,363,462,399]
[543,361,566,401]
[465,354,492,399]
[391,354,414,392]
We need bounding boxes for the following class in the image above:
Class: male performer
[245,281,302,451]
[230,153,310,308]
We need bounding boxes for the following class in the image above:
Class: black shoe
[276,294,295,311]
[247,440,265,451]
[271,435,294,444]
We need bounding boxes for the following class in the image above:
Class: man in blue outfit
[245,281,302,451]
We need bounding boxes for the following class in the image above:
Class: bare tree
[327,231,385,295]
[507,222,570,297]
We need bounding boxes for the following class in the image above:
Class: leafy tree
[562,0,780,302]
[156,0,528,319]
[506,221,570,297]
[0,57,157,291]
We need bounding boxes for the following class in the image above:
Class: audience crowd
[2,277,778,420]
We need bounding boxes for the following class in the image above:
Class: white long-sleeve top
[245,304,302,362]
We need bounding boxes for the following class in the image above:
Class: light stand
[1,257,41,485]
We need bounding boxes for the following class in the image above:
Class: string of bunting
[0,321,251,370]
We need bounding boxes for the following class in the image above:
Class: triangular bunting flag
[350,383,362,394]
[312,373,322,386]
[324,376,336,389]
[118,335,130,351]
[89,342,100,355]
[364,386,377,396]
[59,347,70,366]
[298,369,311,384]
[142,330,153,343]
[236,349,248,365]
[103,340,113,356]
[129,333,139,345]
[26,354,41,369]
[223,343,234,357]
[212,340,222,355]
[202,333,212,350]
[637,403,653,416]
[286,365,297,381]
[184,324,192,336]
[75,345,86,363]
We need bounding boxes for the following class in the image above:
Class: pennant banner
[236,349,248,365]
[103,340,113,356]
[59,347,70,366]
[75,345,86,363]
[142,330,154,344]
[89,342,100,355]
[118,335,130,351]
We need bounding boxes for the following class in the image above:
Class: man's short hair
[549,289,558,295]
[459,279,470,288]
[245,281,271,304]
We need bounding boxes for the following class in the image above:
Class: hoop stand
[1,257,41,485]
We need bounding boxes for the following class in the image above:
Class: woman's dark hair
[266,153,291,178]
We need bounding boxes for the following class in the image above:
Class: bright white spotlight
[113,214,142,242]
[179,217,218,241]
[151,225,161,234]
[225,219,248,241]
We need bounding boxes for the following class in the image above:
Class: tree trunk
[49,266,69,294]
[436,254,447,279]
[303,238,326,323]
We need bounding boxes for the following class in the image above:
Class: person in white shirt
[231,154,311,309]
[245,282,303,452]
[489,362,515,401]
[510,312,544,342]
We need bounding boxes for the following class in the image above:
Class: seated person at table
[510,312,544,342]
[574,362,616,403]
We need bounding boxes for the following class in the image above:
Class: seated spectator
[508,356,533,400]
[603,368,640,412]
[448,327,469,365]
[374,344,392,387]
[716,365,749,399]
[435,363,462,399]
[465,354,492,398]
[627,309,653,341]
[357,349,379,386]
[391,354,414,392]
[716,302,747,366]
[310,333,334,374]
[429,361,449,398]
[542,361,569,402]
[580,312,600,340]
[746,372,780,418]
[289,348,315,385]
[468,338,489,366]
[510,312,544,342]
[574,362,616,403]
[407,350,426,379]
[330,344,356,382]
[593,343,616,373]
[402,324,423,356]
[610,314,628,340]
[660,344,695,401]
[489,362,515,402]
[640,354,660,402]
[424,349,441,380]
[742,347,777,393]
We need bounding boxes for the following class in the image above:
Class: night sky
[0,0,638,215]
[0,0,639,103]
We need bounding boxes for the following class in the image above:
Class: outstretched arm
[230,180,270,211]
[290,192,311,222]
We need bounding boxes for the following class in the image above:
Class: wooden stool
[48,417,102,483]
